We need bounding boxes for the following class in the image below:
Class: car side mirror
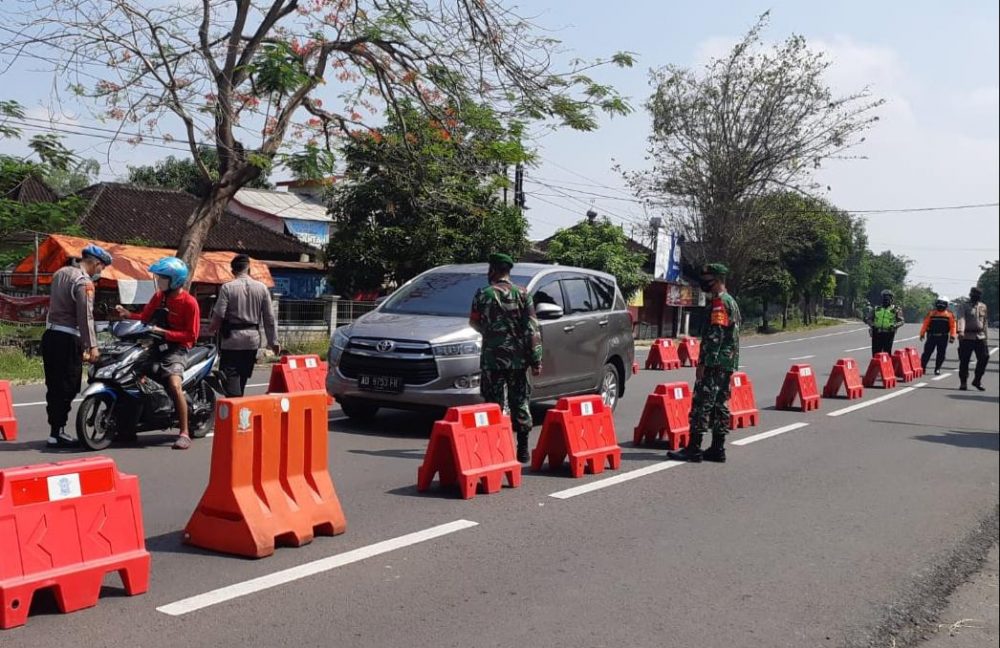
[536,303,564,320]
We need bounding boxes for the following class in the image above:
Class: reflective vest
[873,307,897,331]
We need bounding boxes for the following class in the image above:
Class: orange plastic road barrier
[678,338,701,367]
[775,364,821,412]
[892,350,915,382]
[631,360,639,375]
[633,382,692,450]
[904,347,925,378]
[727,372,760,429]
[863,353,898,389]
[645,339,682,370]
[184,391,346,558]
[0,380,17,441]
[0,457,150,629]
[267,355,334,406]
[822,358,864,400]
[417,404,521,499]
[531,395,621,477]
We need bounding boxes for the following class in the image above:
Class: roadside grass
[0,346,44,384]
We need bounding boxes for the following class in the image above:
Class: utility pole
[514,162,525,209]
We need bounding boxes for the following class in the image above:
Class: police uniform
[669,263,740,463]
[867,298,904,356]
[211,258,278,396]
[956,289,989,390]
[469,253,543,462]
[919,302,956,374]
[42,246,108,445]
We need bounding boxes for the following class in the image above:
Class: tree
[899,284,937,323]
[4,1,633,276]
[977,260,999,318]
[625,13,882,288]
[838,215,871,318]
[545,217,650,299]
[327,101,530,293]
[43,158,100,196]
[127,146,272,197]
[865,250,911,307]
[741,254,792,332]
[1,99,76,170]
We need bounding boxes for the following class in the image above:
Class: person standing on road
[469,253,543,464]
[42,243,112,447]
[955,286,989,391]
[207,254,279,396]
[919,297,956,375]
[866,289,904,357]
[115,257,200,449]
[668,263,740,463]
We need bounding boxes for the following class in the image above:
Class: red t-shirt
[130,290,201,348]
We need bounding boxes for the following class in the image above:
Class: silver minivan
[326,263,635,420]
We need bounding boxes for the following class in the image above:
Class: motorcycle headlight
[95,365,116,379]
[432,341,481,357]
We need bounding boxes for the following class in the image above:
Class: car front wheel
[597,362,621,411]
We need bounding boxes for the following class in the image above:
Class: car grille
[338,352,439,385]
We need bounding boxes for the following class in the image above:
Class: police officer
[955,286,989,391]
[42,243,112,447]
[669,263,740,463]
[866,289,904,357]
[207,254,279,396]
[469,253,543,463]
[919,296,956,375]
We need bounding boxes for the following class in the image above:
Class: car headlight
[331,327,350,351]
[432,342,481,357]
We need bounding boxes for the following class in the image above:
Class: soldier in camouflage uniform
[469,253,543,463]
[668,263,740,464]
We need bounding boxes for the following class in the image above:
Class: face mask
[882,297,891,306]
[90,272,102,282]
[969,294,980,303]
[699,279,715,292]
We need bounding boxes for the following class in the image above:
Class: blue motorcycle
[76,320,221,450]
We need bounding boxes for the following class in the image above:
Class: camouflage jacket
[701,292,741,371]
[469,280,543,371]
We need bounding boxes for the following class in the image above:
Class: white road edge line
[549,461,685,499]
[843,346,870,352]
[156,519,479,616]
[14,380,270,409]
[742,327,868,350]
[789,355,815,360]
[991,347,999,356]
[731,422,810,446]
[931,373,953,382]
[827,383,928,417]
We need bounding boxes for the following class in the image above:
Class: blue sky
[2,0,997,298]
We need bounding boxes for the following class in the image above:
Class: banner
[665,284,695,307]
[653,230,683,282]
[0,293,50,323]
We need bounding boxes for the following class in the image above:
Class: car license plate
[358,374,404,393]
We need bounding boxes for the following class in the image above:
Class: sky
[1,0,998,299]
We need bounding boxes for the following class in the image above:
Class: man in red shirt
[116,257,200,449]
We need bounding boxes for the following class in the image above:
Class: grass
[0,346,44,384]
[751,316,845,336]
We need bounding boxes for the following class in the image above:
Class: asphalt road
[1,323,997,648]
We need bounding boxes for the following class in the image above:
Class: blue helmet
[149,256,189,290]
[81,243,112,266]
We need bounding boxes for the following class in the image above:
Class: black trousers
[921,336,948,371]
[957,339,989,385]
[41,329,82,432]
[220,349,258,397]
[871,331,895,357]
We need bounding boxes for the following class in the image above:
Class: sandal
[172,434,192,450]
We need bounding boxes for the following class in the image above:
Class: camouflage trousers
[690,366,733,437]
[481,368,533,441]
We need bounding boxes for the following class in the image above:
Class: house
[227,179,336,249]
[73,183,330,299]
[4,173,60,204]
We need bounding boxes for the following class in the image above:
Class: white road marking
[245,383,269,389]
[12,400,48,408]
[990,347,999,356]
[731,422,810,446]
[789,355,815,360]
[548,461,685,499]
[931,373,953,382]
[843,345,870,352]
[742,327,868,350]
[205,416,346,437]
[827,383,927,417]
[157,519,479,616]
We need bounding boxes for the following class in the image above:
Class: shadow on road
[912,431,999,451]
[348,447,426,461]
[947,393,999,404]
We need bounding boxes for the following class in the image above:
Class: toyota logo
[375,340,395,353]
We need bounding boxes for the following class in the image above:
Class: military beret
[488,253,515,267]
[701,262,729,277]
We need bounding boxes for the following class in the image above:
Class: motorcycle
[76,320,222,450]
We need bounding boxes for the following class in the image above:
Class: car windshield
[380,272,533,317]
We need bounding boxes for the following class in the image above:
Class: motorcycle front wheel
[190,382,216,439]
[76,393,117,451]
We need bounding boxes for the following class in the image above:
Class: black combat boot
[516,435,530,463]
[667,433,703,463]
[972,379,985,392]
[703,434,727,463]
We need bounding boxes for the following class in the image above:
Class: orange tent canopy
[13,234,274,288]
